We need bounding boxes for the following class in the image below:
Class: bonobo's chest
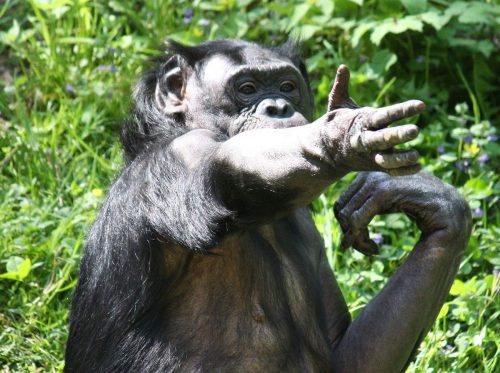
[161,208,331,371]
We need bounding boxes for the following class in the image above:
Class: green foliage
[0,0,498,371]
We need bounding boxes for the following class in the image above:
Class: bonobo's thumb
[327,64,359,112]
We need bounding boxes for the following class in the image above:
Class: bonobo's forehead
[238,44,294,65]
[200,45,299,88]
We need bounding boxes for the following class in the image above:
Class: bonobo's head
[122,39,314,163]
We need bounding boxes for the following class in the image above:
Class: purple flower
[183,8,193,23]
[438,145,445,154]
[455,159,471,171]
[416,55,424,64]
[473,208,484,217]
[109,47,117,54]
[493,268,499,277]
[372,233,383,245]
[65,84,75,93]
[478,154,489,165]
[464,135,473,144]
[199,18,210,27]
[487,134,499,142]
[99,65,117,73]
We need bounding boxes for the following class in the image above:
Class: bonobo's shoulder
[169,129,221,169]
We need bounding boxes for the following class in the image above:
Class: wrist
[305,119,351,179]
[418,196,472,254]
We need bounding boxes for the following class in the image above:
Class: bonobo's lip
[229,116,309,136]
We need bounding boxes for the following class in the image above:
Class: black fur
[65,39,313,372]
[65,38,467,373]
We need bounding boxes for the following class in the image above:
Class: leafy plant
[0,0,498,371]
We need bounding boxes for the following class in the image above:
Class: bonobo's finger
[341,229,379,256]
[335,181,371,235]
[339,195,384,252]
[385,163,422,176]
[374,150,420,169]
[342,196,380,236]
[340,190,385,244]
[327,64,358,111]
[369,100,425,129]
[337,183,372,224]
[352,124,419,151]
[352,229,379,256]
[338,183,379,252]
[340,229,354,250]
[334,173,368,213]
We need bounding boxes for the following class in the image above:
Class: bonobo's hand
[334,171,472,256]
[318,65,425,176]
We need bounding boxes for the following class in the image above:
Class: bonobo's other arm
[330,172,471,372]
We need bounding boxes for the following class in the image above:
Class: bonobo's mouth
[228,115,309,137]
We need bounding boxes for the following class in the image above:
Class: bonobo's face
[184,45,313,136]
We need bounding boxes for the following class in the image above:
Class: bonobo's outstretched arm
[209,67,423,225]
[329,172,471,372]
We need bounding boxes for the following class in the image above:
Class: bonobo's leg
[331,172,471,372]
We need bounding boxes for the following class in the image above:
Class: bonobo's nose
[256,98,294,118]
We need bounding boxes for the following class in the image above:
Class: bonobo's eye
[238,82,257,95]
[280,81,296,93]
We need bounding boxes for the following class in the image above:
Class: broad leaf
[420,10,452,31]
[463,177,492,200]
[351,21,375,48]
[446,2,500,25]
[294,25,321,40]
[316,0,335,18]
[286,3,312,32]
[370,17,424,45]
[402,0,427,14]
[0,257,32,281]
[364,49,398,79]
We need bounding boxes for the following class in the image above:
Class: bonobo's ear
[155,55,189,114]
[327,64,359,112]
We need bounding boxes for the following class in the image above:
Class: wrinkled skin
[65,40,472,373]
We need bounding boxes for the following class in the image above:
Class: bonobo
[65,40,471,372]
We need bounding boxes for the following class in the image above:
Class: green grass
[1,1,498,372]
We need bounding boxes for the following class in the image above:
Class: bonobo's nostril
[257,98,293,118]
[277,100,289,115]
[266,104,278,116]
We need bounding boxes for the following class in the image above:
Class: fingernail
[408,125,419,137]
[341,230,354,249]
[414,100,426,111]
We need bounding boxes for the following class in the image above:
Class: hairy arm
[211,99,424,225]
[327,172,472,372]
